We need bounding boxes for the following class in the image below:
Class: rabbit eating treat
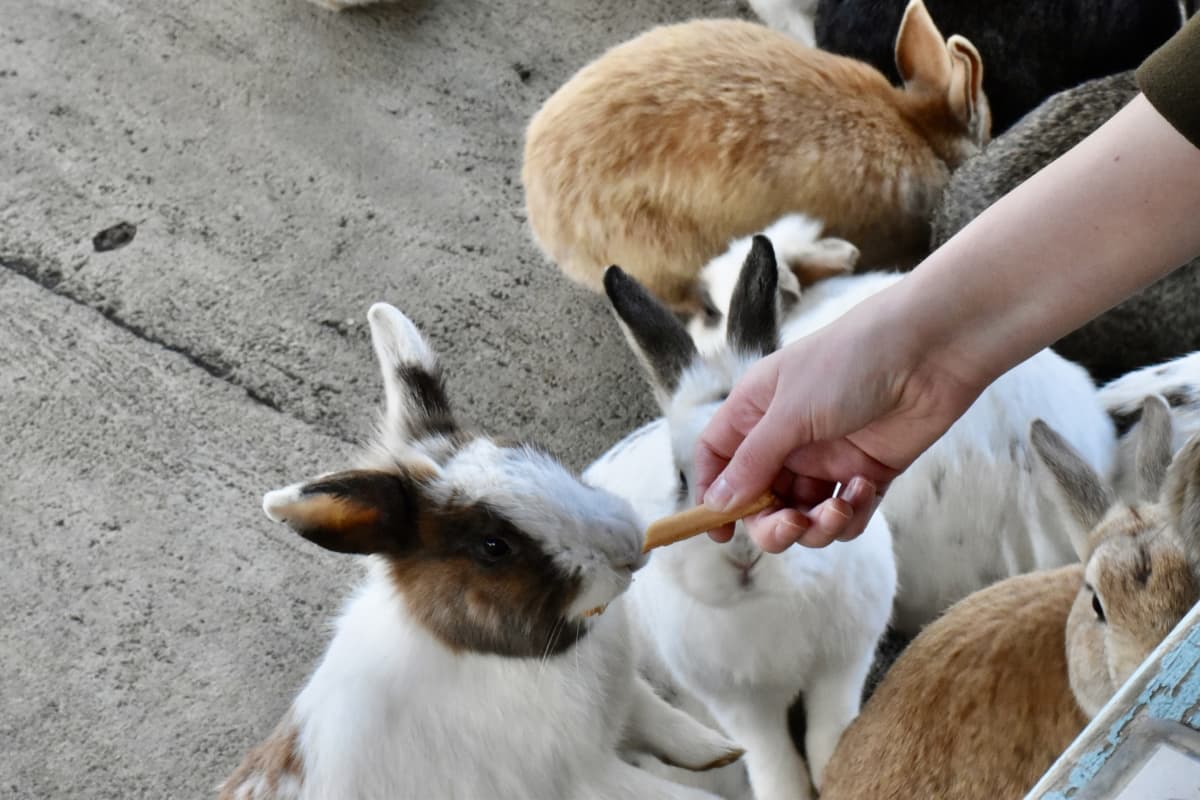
[820,395,1200,800]
[523,0,989,312]
[220,303,742,800]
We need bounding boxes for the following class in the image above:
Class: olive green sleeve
[1137,14,1200,149]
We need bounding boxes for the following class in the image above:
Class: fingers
[702,404,798,514]
[802,476,880,547]
[694,360,778,504]
[743,507,812,554]
[741,476,882,551]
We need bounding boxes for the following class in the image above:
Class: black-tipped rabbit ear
[1030,420,1114,562]
[263,469,420,556]
[604,266,699,406]
[727,236,780,357]
[368,303,458,441]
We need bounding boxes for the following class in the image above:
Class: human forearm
[883,94,1200,391]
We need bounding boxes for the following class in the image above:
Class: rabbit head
[263,303,645,659]
[687,213,860,354]
[894,0,991,165]
[1032,395,1200,718]
[603,238,791,607]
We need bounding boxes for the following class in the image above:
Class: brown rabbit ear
[1161,432,1200,571]
[786,237,859,288]
[947,35,989,140]
[1031,420,1114,562]
[894,0,952,93]
[263,469,423,556]
[1135,395,1174,502]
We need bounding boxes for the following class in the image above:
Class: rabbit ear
[368,303,458,441]
[1031,420,1114,562]
[786,236,859,288]
[947,35,989,139]
[726,236,780,357]
[263,469,422,556]
[1135,395,1174,502]
[604,266,699,407]
[1161,432,1200,571]
[894,0,952,93]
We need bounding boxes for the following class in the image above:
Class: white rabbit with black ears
[592,239,896,800]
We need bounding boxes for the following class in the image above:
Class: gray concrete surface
[0,0,747,795]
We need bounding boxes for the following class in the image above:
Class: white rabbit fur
[688,215,1116,634]
[220,304,740,800]
[1098,351,1200,502]
[747,0,819,45]
[590,251,897,799]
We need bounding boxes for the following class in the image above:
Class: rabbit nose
[725,553,763,572]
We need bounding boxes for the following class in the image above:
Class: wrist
[859,269,1000,412]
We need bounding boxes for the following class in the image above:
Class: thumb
[703,404,801,513]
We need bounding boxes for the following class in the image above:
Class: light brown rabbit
[522,0,989,312]
[819,395,1200,800]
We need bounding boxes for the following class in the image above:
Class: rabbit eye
[1091,591,1106,623]
[475,535,513,565]
[678,471,689,492]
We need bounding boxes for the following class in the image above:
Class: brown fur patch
[220,718,304,800]
[285,494,380,535]
[386,502,587,658]
[821,567,1088,800]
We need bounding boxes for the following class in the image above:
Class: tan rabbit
[522,0,989,312]
[819,394,1200,800]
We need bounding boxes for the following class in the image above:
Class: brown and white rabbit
[819,395,1200,800]
[521,0,989,312]
[219,303,742,800]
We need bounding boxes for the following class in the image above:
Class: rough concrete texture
[0,0,748,796]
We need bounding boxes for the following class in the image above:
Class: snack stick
[642,491,777,552]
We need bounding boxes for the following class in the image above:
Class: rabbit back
[524,19,957,310]
[820,566,1088,800]
[884,347,1114,632]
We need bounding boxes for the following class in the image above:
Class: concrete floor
[0,0,748,795]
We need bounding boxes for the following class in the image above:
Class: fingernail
[704,477,735,512]
[821,500,852,528]
[844,476,876,505]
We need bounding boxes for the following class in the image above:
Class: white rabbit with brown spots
[820,395,1200,799]
[522,0,989,312]
[219,304,742,800]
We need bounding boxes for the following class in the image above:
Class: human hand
[695,293,983,552]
